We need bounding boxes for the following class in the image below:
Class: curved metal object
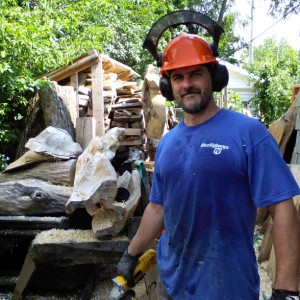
[143,10,224,64]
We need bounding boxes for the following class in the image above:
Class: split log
[16,82,77,158]
[25,126,82,158]
[113,115,142,122]
[78,86,91,96]
[268,99,298,155]
[66,127,125,215]
[12,229,129,300]
[0,159,76,186]
[257,216,273,263]
[268,201,300,289]
[142,65,167,140]
[142,65,167,160]
[112,101,142,110]
[258,164,300,262]
[257,101,298,225]
[119,139,143,146]
[67,155,118,215]
[256,205,270,226]
[0,179,72,215]
[92,169,141,238]
[76,117,97,150]
[4,126,82,172]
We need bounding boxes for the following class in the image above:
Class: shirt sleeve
[248,133,300,207]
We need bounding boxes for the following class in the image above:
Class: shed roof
[40,49,140,82]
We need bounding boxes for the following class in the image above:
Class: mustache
[180,87,201,97]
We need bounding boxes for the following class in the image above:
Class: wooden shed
[41,49,143,150]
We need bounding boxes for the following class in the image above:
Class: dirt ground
[0,231,273,300]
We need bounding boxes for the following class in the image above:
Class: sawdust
[32,229,128,244]
[33,229,97,243]
[0,261,273,300]
[92,207,115,231]
[0,228,273,300]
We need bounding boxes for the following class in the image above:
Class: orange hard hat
[160,33,218,75]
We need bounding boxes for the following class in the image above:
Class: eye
[192,70,203,77]
[171,74,182,82]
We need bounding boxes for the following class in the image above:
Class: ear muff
[159,63,229,100]
[211,63,229,92]
[159,75,174,100]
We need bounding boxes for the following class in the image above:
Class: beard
[174,86,212,114]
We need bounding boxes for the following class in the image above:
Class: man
[117,33,300,299]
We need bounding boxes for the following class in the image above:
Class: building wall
[223,61,256,104]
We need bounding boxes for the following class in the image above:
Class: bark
[16,82,76,158]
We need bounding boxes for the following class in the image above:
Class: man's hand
[116,249,139,287]
[269,289,299,300]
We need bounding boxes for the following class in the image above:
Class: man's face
[170,64,213,114]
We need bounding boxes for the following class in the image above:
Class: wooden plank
[112,101,142,110]
[0,216,69,230]
[114,115,142,122]
[101,54,139,79]
[120,140,143,146]
[268,100,298,155]
[91,60,105,136]
[12,231,130,300]
[76,117,96,150]
[70,73,79,119]
[268,245,276,287]
[30,230,129,265]
[117,97,142,103]
[41,50,99,82]
[258,216,273,263]
[267,164,300,289]
[12,252,36,300]
[292,84,300,102]
[124,128,142,136]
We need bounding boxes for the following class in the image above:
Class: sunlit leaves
[243,37,299,126]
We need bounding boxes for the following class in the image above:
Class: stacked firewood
[111,82,144,147]
[74,71,144,148]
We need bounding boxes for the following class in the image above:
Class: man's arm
[268,198,300,291]
[128,202,164,256]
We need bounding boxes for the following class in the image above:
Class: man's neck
[183,99,220,126]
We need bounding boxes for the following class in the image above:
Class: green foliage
[269,0,300,17]
[0,0,176,159]
[227,89,243,112]
[165,100,177,108]
[0,0,246,161]
[243,38,299,126]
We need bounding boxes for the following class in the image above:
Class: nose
[181,76,193,89]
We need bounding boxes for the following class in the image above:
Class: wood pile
[256,90,300,289]
[0,53,162,298]
[0,126,144,299]
[42,50,145,151]
[75,73,145,147]
[68,69,144,146]
[110,82,144,147]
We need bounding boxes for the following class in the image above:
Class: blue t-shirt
[150,109,300,300]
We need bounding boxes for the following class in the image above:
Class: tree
[0,0,246,161]
[269,0,300,17]
[243,37,299,127]
[0,0,179,160]
[179,0,245,64]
